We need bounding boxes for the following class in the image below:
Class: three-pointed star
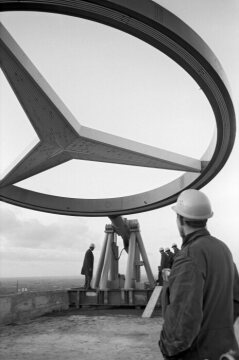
[0,23,202,189]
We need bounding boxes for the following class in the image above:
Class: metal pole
[109,240,118,281]
[136,231,155,287]
[93,230,108,289]
[99,231,114,289]
[113,233,119,281]
[135,242,141,283]
[124,231,136,289]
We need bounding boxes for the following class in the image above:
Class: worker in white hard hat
[171,243,179,256]
[157,247,167,285]
[159,247,167,269]
[159,189,239,360]
[81,243,95,290]
[164,247,174,268]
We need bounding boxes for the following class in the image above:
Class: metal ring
[0,0,236,216]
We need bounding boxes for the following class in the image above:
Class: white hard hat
[159,247,164,252]
[165,247,170,251]
[90,243,95,248]
[172,189,213,220]
[172,243,177,248]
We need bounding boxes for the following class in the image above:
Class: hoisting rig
[69,216,157,308]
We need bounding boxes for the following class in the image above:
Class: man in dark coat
[160,247,168,269]
[165,247,174,268]
[171,243,180,256]
[81,243,95,290]
[159,189,239,360]
[158,247,168,285]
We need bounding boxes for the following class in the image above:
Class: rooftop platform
[0,307,164,360]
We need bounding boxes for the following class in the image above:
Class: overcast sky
[0,0,239,279]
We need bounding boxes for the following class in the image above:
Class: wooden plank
[142,286,162,318]
[234,317,239,345]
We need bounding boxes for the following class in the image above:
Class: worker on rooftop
[81,243,95,291]
[164,247,174,269]
[157,248,168,285]
[171,243,180,256]
[159,189,239,360]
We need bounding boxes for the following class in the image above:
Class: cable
[111,242,125,261]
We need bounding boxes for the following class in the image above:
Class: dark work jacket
[173,248,180,256]
[81,249,94,276]
[166,251,175,269]
[160,229,239,360]
[160,251,168,269]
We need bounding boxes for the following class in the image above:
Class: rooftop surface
[0,308,164,360]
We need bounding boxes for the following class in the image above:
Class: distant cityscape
[0,274,150,295]
[0,276,84,295]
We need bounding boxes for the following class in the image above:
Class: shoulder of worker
[173,229,232,270]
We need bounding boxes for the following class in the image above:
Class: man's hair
[178,215,207,228]
[184,218,207,228]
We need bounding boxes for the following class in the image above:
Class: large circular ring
[0,0,236,216]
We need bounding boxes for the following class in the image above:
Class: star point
[0,22,202,189]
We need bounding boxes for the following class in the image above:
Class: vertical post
[128,289,134,305]
[121,289,126,305]
[109,240,118,281]
[124,231,136,289]
[136,231,155,287]
[103,289,109,305]
[76,291,80,309]
[99,230,114,289]
[93,230,108,289]
[114,233,119,280]
[135,242,141,282]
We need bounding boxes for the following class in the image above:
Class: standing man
[81,243,95,290]
[171,243,180,256]
[158,247,168,285]
[165,247,174,268]
[159,247,168,269]
[159,189,239,360]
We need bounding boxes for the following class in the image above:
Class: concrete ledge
[0,290,69,325]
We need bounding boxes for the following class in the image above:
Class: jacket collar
[182,228,210,248]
